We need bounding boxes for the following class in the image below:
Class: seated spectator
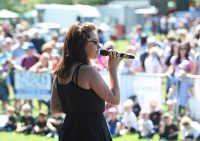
[180,116,200,141]
[2,105,17,131]
[128,95,141,118]
[138,109,155,139]
[16,104,35,134]
[33,110,49,135]
[107,107,121,137]
[159,113,178,140]
[120,99,138,134]
[149,101,162,133]
[104,102,113,119]
[47,113,63,139]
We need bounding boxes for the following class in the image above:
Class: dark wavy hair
[175,42,190,65]
[55,22,96,77]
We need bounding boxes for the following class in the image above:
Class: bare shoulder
[76,65,100,89]
[80,65,99,77]
[78,65,101,84]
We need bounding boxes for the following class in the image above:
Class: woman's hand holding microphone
[108,50,123,71]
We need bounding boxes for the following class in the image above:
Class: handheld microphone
[99,49,135,59]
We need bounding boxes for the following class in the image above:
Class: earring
[65,49,69,57]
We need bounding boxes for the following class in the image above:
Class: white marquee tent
[0,9,19,18]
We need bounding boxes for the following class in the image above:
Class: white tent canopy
[135,6,158,15]
[36,4,101,18]
[0,9,19,18]
[74,5,101,18]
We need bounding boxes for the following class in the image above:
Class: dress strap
[72,64,84,84]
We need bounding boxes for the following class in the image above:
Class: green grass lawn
[0,132,162,141]
[115,39,130,53]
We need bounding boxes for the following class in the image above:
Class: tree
[176,0,189,11]
[0,0,106,14]
[38,0,105,5]
[0,0,37,13]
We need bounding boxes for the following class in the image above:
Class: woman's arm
[87,67,120,105]
[192,61,198,75]
[87,51,121,105]
[50,76,63,114]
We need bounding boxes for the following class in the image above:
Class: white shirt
[121,112,138,130]
[181,121,200,139]
[118,57,140,74]
[138,119,154,136]
[144,55,162,73]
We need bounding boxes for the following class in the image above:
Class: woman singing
[51,22,122,141]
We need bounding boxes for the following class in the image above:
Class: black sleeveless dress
[57,64,112,141]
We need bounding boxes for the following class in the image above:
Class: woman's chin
[89,55,98,60]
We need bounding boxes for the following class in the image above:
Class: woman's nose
[98,43,103,49]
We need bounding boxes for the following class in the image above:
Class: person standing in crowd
[170,42,192,75]
[0,65,9,112]
[140,36,162,72]
[144,46,163,73]
[193,49,200,75]
[30,31,45,54]
[30,52,52,112]
[4,59,23,114]
[30,52,51,73]
[167,42,193,114]
[164,41,179,95]
[130,25,144,45]
[118,46,141,74]
[20,43,40,108]
[51,22,122,141]
[97,29,105,45]
[92,40,114,71]
[159,15,168,35]
[41,42,60,73]
[0,25,5,45]
[163,39,179,70]
[21,43,40,70]
[0,38,13,65]
[11,33,27,66]
[168,59,194,117]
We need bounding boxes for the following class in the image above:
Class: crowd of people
[0,12,200,140]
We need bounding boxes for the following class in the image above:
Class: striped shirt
[177,77,193,107]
